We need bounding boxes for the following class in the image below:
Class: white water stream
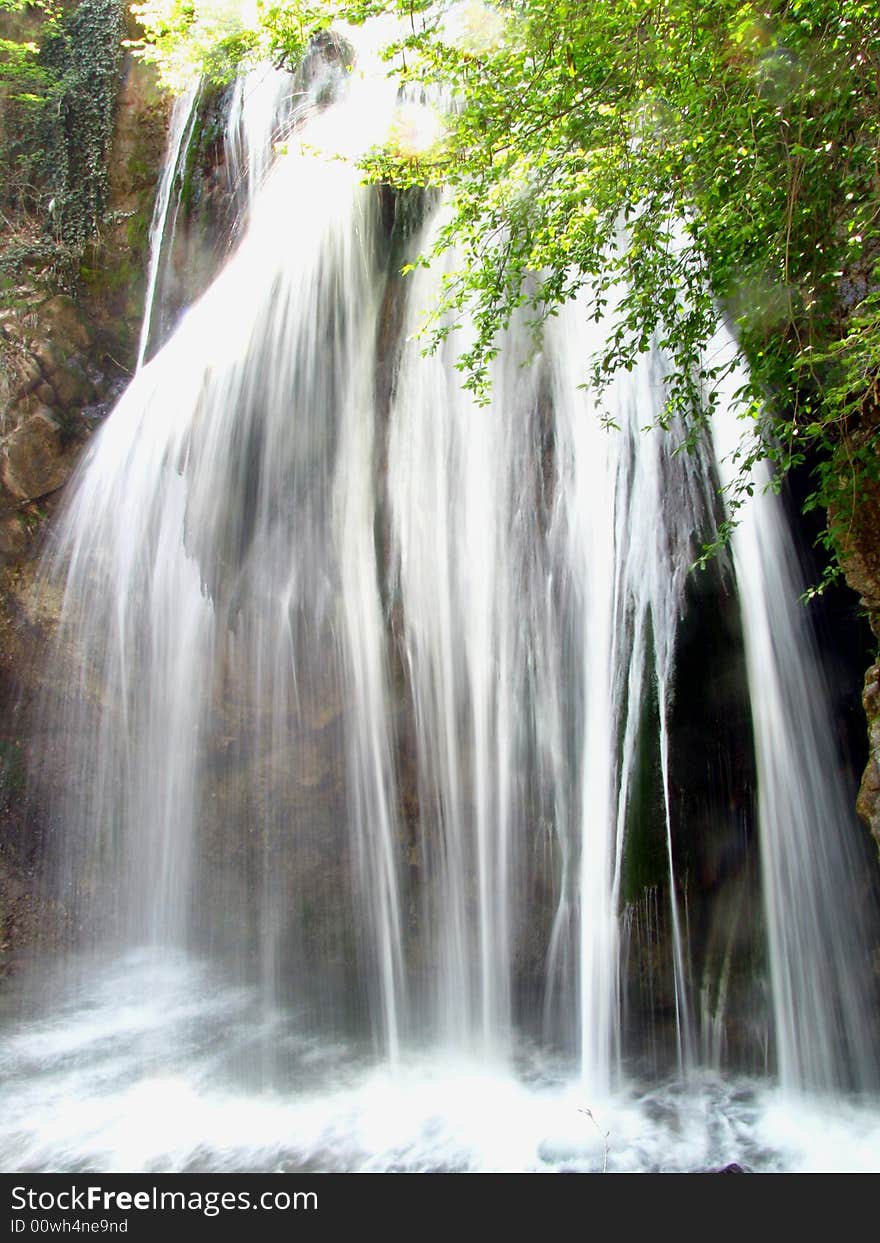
[1,33,877,1172]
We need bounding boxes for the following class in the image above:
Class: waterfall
[37,52,404,1048]
[3,32,879,1173]
[710,337,879,1094]
[545,291,714,1087]
[224,65,293,213]
[137,61,300,372]
[136,85,199,371]
[384,210,714,1087]
[387,211,544,1058]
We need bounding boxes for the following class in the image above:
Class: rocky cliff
[837,450,880,855]
[0,8,168,971]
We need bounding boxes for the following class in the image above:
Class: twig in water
[578,1106,609,1173]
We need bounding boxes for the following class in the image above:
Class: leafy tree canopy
[56,2,880,578]
[0,1,59,104]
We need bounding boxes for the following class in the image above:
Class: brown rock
[39,295,94,352]
[833,438,880,637]
[299,675,344,731]
[16,356,43,395]
[50,360,94,409]
[0,410,73,501]
[0,515,29,559]
[31,338,66,375]
[857,664,880,853]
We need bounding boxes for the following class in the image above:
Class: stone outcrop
[832,428,880,858]
[0,288,97,522]
[856,664,880,848]
[0,294,97,436]
[0,44,168,561]
[0,41,168,970]
[834,459,880,641]
[1,410,75,502]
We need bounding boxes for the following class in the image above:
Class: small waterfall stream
[224,65,294,213]
[1,35,878,1172]
[711,336,879,1094]
[136,85,199,371]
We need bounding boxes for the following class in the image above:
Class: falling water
[35,48,405,1049]
[2,31,879,1172]
[384,215,713,1088]
[136,84,199,371]
[137,61,300,371]
[543,288,713,1086]
[224,65,293,212]
[387,213,546,1059]
[710,336,879,1094]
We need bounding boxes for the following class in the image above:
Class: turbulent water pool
[1,951,877,1174]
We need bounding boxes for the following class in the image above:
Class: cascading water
[386,213,713,1088]
[1,34,878,1172]
[224,65,294,213]
[137,58,301,372]
[710,334,879,1095]
[136,85,199,371]
[33,47,405,1045]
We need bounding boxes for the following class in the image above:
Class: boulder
[39,295,94,352]
[49,359,95,409]
[0,410,74,501]
[0,515,28,559]
[857,664,880,852]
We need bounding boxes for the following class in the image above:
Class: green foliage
[386,0,880,578]
[38,0,126,250]
[0,2,58,214]
[99,1,880,576]
[0,0,126,299]
[0,35,46,102]
[799,274,880,597]
[127,0,339,87]
[0,739,24,797]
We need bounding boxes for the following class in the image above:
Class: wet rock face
[1,411,75,502]
[0,48,169,966]
[0,517,28,560]
[857,665,880,852]
[0,54,168,566]
[0,295,96,432]
[0,559,56,977]
[832,431,880,858]
[835,484,880,640]
[0,289,98,559]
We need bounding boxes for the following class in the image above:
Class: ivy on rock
[0,0,127,297]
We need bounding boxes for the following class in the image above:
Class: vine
[0,0,126,295]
